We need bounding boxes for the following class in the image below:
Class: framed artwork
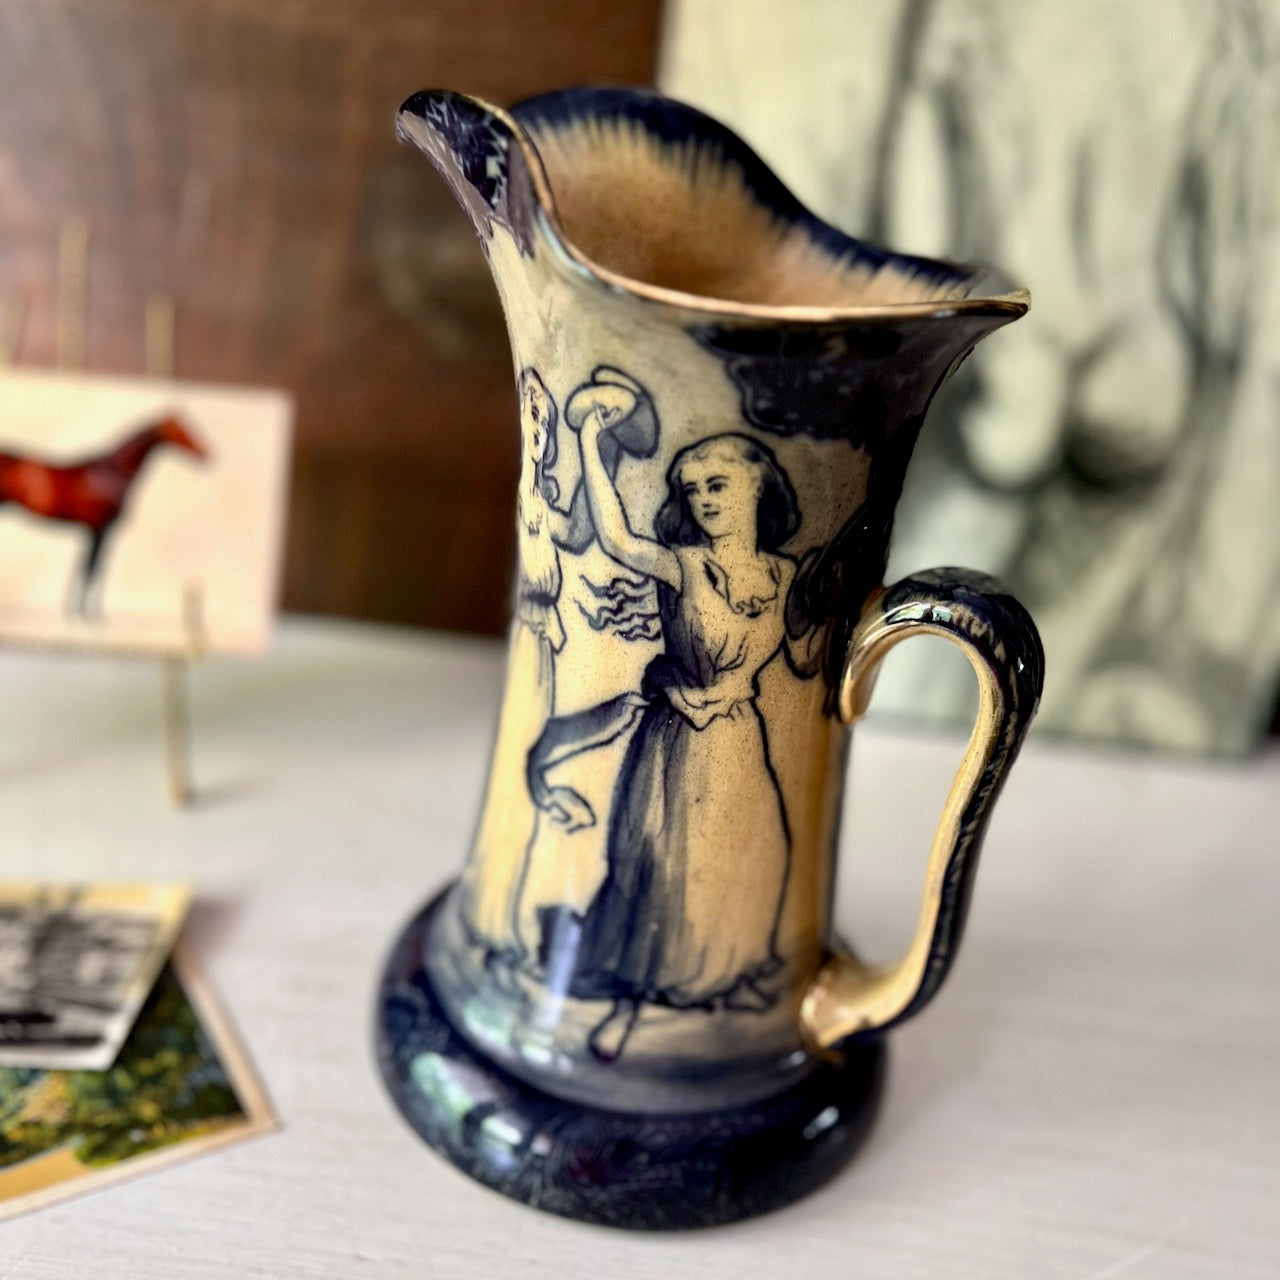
[663,0,1280,754]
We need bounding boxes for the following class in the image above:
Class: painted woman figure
[528,385,808,1062]
[461,367,573,971]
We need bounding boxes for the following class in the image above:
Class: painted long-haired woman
[527,378,814,1062]
[461,367,574,974]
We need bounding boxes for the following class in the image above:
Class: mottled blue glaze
[377,892,886,1230]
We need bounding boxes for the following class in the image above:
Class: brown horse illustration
[0,415,209,617]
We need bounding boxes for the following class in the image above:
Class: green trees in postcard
[0,968,244,1170]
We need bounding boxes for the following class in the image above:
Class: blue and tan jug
[377,86,1044,1229]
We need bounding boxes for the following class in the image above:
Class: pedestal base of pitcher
[375,890,886,1230]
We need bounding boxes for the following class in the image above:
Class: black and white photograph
[0,883,190,1071]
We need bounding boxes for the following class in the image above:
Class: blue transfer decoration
[377,892,886,1231]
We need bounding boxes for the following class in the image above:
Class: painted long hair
[581,433,800,643]
[653,433,800,552]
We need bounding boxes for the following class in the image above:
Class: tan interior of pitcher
[525,114,984,311]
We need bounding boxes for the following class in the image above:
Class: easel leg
[162,656,193,806]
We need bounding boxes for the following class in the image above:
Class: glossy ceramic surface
[377,85,1043,1226]
[379,892,885,1229]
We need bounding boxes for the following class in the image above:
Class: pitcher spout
[396,89,542,257]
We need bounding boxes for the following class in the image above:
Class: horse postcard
[0,369,291,655]
[0,883,191,1071]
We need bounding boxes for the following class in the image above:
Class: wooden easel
[0,221,202,805]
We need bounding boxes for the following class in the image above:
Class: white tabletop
[1,620,1276,1278]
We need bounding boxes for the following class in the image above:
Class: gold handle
[800,569,1044,1056]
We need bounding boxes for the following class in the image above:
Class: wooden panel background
[0,0,663,633]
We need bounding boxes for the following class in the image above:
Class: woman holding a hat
[526,369,804,1063]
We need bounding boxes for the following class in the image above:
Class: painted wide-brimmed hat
[565,366,659,460]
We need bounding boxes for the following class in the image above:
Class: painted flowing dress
[463,490,564,950]
[566,545,793,1008]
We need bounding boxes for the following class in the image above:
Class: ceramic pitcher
[377,86,1044,1229]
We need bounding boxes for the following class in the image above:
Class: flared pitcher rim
[399,86,1030,326]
